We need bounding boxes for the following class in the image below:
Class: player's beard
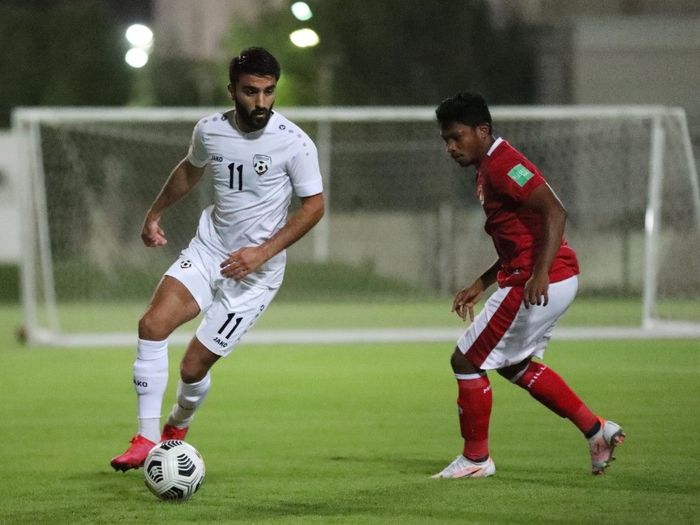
[234,99,273,132]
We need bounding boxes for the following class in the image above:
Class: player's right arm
[452,258,500,321]
[141,159,206,247]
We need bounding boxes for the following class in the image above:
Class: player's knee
[138,311,172,341]
[450,348,480,374]
[179,338,219,383]
[497,359,531,382]
[179,360,208,384]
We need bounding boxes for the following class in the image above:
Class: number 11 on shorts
[217,313,243,339]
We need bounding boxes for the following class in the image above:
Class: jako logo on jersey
[211,154,223,162]
[180,259,192,269]
[253,154,271,175]
[133,379,148,387]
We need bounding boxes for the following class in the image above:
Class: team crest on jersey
[253,154,271,175]
[180,259,192,269]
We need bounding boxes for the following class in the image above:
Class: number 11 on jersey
[228,163,243,190]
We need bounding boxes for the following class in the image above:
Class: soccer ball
[143,440,205,501]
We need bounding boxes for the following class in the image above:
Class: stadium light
[125,23,153,69]
[291,2,313,21]
[125,24,153,49]
[125,48,149,68]
[289,28,319,48]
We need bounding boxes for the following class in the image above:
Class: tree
[312,0,535,105]
[226,0,323,106]
[222,0,535,106]
[0,4,46,125]
[0,0,131,127]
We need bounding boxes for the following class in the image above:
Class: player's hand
[220,246,268,281]
[523,272,549,308]
[141,216,167,247]
[452,281,484,322]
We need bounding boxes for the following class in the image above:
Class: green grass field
[1,302,699,524]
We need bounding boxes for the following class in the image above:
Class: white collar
[486,137,503,157]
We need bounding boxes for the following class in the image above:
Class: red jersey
[475,138,579,287]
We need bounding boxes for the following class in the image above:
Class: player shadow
[64,469,155,502]
[231,479,437,521]
[328,454,439,471]
[500,463,694,494]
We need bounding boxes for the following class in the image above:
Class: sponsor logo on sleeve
[507,164,534,187]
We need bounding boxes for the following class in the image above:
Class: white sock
[166,372,212,428]
[133,338,169,442]
[139,417,161,443]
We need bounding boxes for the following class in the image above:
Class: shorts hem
[194,332,230,357]
[163,270,208,311]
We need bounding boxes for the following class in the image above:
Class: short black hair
[435,92,492,131]
[229,47,281,84]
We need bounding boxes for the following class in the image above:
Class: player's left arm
[220,193,325,280]
[521,183,568,307]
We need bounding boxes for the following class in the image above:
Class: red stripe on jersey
[466,287,524,368]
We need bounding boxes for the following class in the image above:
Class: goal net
[13,106,700,346]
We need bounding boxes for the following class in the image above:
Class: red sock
[456,375,492,461]
[515,362,598,434]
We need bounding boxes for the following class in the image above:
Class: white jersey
[186,110,323,287]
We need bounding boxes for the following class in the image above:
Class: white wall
[572,17,700,113]
[0,132,20,263]
[152,0,286,61]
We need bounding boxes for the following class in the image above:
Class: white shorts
[456,276,578,370]
[165,237,279,357]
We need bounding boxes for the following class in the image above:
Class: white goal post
[12,105,700,346]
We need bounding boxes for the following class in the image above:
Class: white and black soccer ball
[143,440,205,502]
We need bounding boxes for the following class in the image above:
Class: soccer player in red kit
[432,93,625,478]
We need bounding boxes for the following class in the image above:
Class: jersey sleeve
[287,139,323,197]
[489,158,545,203]
[186,121,209,168]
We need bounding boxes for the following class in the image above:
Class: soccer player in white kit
[111,47,325,471]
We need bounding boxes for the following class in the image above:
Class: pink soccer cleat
[588,419,626,475]
[160,423,189,442]
[110,435,156,472]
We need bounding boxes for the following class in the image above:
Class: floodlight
[126,24,153,48]
[289,28,319,48]
[125,48,149,68]
[291,2,313,21]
